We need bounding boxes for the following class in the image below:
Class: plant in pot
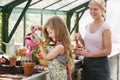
[22,59,35,77]
[21,47,37,77]
[21,51,36,77]
[9,54,17,66]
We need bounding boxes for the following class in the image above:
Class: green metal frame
[0,0,92,54]
[5,6,67,15]
[0,6,3,12]
[1,0,32,53]
[66,1,90,33]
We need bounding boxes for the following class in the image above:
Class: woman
[74,0,112,80]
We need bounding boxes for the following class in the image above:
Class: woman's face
[89,3,103,20]
[46,27,55,41]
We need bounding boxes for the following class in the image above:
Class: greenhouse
[0,0,120,80]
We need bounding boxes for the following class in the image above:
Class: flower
[36,52,43,59]
[24,25,51,65]
[24,25,53,65]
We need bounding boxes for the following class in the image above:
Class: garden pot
[22,62,35,77]
[17,48,27,56]
[9,58,16,66]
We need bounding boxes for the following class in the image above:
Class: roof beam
[4,0,28,8]
[69,1,90,13]
[43,0,61,9]
[30,0,43,6]
[8,0,32,42]
[1,0,31,53]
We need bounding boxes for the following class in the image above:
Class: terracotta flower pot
[9,58,16,66]
[17,48,27,56]
[22,62,35,77]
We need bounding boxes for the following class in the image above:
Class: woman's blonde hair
[89,0,106,17]
[43,16,74,68]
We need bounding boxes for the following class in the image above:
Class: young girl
[39,16,74,80]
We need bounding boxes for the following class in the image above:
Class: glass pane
[60,0,90,11]
[16,0,89,11]
[45,0,76,10]
[29,0,60,9]
[0,0,14,6]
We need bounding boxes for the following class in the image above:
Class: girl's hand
[38,39,44,47]
[38,26,43,31]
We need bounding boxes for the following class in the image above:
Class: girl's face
[47,27,55,41]
[89,3,103,20]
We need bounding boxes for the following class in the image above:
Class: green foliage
[31,45,50,64]
[32,48,41,56]
[9,54,17,58]
[32,48,41,64]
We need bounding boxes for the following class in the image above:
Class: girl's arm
[40,44,64,60]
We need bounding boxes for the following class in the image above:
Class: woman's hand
[74,47,84,56]
[74,33,85,48]
[75,33,81,40]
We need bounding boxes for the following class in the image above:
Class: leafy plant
[9,54,17,58]
[32,48,41,64]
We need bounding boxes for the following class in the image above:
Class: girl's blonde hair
[43,16,74,68]
[89,0,106,17]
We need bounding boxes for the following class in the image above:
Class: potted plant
[9,54,17,66]
[22,61,35,77]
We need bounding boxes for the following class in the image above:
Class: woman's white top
[84,22,110,53]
